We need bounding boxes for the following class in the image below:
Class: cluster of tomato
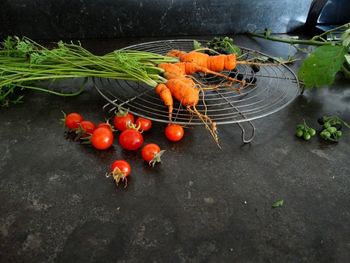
[62,110,185,188]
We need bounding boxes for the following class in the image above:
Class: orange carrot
[166,77,199,107]
[158,63,186,79]
[155,83,173,120]
[157,54,241,119]
[156,77,218,144]
[167,50,237,72]
[155,50,242,145]
[155,77,198,120]
[160,61,242,84]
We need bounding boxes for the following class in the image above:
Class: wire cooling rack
[93,39,301,143]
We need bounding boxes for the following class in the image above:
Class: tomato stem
[110,168,128,188]
[149,150,165,167]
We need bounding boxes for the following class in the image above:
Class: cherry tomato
[136,117,152,132]
[111,160,131,176]
[110,160,131,187]
[141,143,164,166]
[91,127,114,150]
[64,112,83,129]
[165,124,184,142]
[97,122,114,131]
[113,112,135,131]
[119,129,143,151]
[78,120,96,135]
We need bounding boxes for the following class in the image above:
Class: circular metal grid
[94,39,301,125]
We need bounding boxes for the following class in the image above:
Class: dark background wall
[0,0,312,40]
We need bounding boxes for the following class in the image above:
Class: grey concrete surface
[0,36,350,262]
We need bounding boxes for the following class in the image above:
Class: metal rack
[93,39,301,143]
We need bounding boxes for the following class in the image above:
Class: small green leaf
[193,40,202,50]
[30,52,47,64]
[298,45,347,88]
[226,44,242,56]
[272,199,284,208]
[206,36,241,55]
[2,36,16,51]
[345,54,350,65]
[341,28,350,47]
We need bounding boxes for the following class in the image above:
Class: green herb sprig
[193,37,241,55]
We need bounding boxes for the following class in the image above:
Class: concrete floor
[0,36,350,262]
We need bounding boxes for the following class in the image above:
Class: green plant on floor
[295,120,316,141]
[295,116,350,142]
[318,116,350,142]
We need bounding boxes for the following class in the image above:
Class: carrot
[167,50,237,72]
[155,50,244,145]
[155,77,219,145]
[166,78,199,106]
[166,77,218,144]
[158,63,186,79]
[155,77,198,120]
[159,62,243,84]
[155,83,173,120]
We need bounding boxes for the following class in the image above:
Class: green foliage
[0,84,24,107]
[1,36,36,58]
[298,45,347,88]
[2,36,16,52]
[0,37,178,106]
[207,36,241,55]
[296,24,350,88]
[251,23,350,88]
[193,37,241,55]
[15,39,34,57]
[272,199,284,208]
[30,52,48,64]
[345,54,350,65]
[193,40,202,50]
[341,28,350,47]
[0,37,176,106]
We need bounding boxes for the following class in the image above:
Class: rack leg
[236,121,256,143]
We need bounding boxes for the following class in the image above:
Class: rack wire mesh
[93,39,301,142]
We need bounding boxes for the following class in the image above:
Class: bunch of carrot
[154,49,244,144]
[1,36,246,144]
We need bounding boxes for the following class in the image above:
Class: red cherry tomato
[141,143,164,166]
[113,112,135,131]
[79,120,96,134]
[119,129,143,151]
[97,122,114,131]
[110,160,131,187]
[136,117,152,132]
[91,127,114,150]
[111,160,131,176]
[165,124,184,142]
[64,112,83,129]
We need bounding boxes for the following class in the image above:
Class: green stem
[312,23,350,41]
[248,32,339,46]
[17,83,85,97]
[0,86,15,100]
[0,37,172,99]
